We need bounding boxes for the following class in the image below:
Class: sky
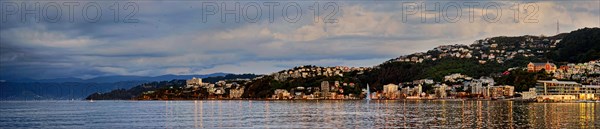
[0,0,599,80]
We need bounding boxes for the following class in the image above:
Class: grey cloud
[1,0,598,79]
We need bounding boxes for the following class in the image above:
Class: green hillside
[242,28,600,98]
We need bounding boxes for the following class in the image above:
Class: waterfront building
[434,84,448,98]
[537,95,576,101]
[383,84,399,93]
[401,85,423,97]
[489,85,514,98]
[470,83,485,95]
[416,84,423,96]
[536,79,600,100]
[321,81,330,99]
[520,88,537,99]
[483,86,491,98]
[383,84,399,99]
[581,85,600,99]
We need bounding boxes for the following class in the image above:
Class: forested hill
[550,28,600,63]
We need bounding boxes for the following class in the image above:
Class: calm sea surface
[0,100,598,128]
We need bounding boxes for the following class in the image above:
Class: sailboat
[366,84,371,100]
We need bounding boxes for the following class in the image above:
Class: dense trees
[85,80,186,100]
[242,74,364,98]
[494,69,552,92]
[550,28,600,63]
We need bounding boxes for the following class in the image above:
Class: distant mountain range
[3,73,231,83]
[85,74,260,100]
[0,73,245,100]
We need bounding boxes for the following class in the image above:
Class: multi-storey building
[536,79,600,100]
[383,84,399,99]
[321,81,330,99]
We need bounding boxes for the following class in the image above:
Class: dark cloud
[0,0,598,79]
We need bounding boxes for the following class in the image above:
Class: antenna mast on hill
[556,20,559,34]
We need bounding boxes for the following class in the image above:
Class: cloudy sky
[0,0,598,79]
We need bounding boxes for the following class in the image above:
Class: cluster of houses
[271,81,361,100]
[553,60,600,84]
[374,61,600,101]
[526,61,600,85]
[185,77,245,99]
[370,73,514,100]
[267,71,520,100]
[271,66,370,81]
[173,60,600,101]
[393,36,560,64]
[266,61,600,101]
[524,61,600,101]
[380,83,422,99]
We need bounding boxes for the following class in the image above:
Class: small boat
[89,99,95,103]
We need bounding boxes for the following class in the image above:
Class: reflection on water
[0,100,599,128]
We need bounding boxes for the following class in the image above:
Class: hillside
[241,28,600,98]
[365,28,599,86]
[83,28,600,99]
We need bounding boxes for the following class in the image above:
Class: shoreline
[88,98,557,103]
[6,99,600,103]
[100,99,598,103]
